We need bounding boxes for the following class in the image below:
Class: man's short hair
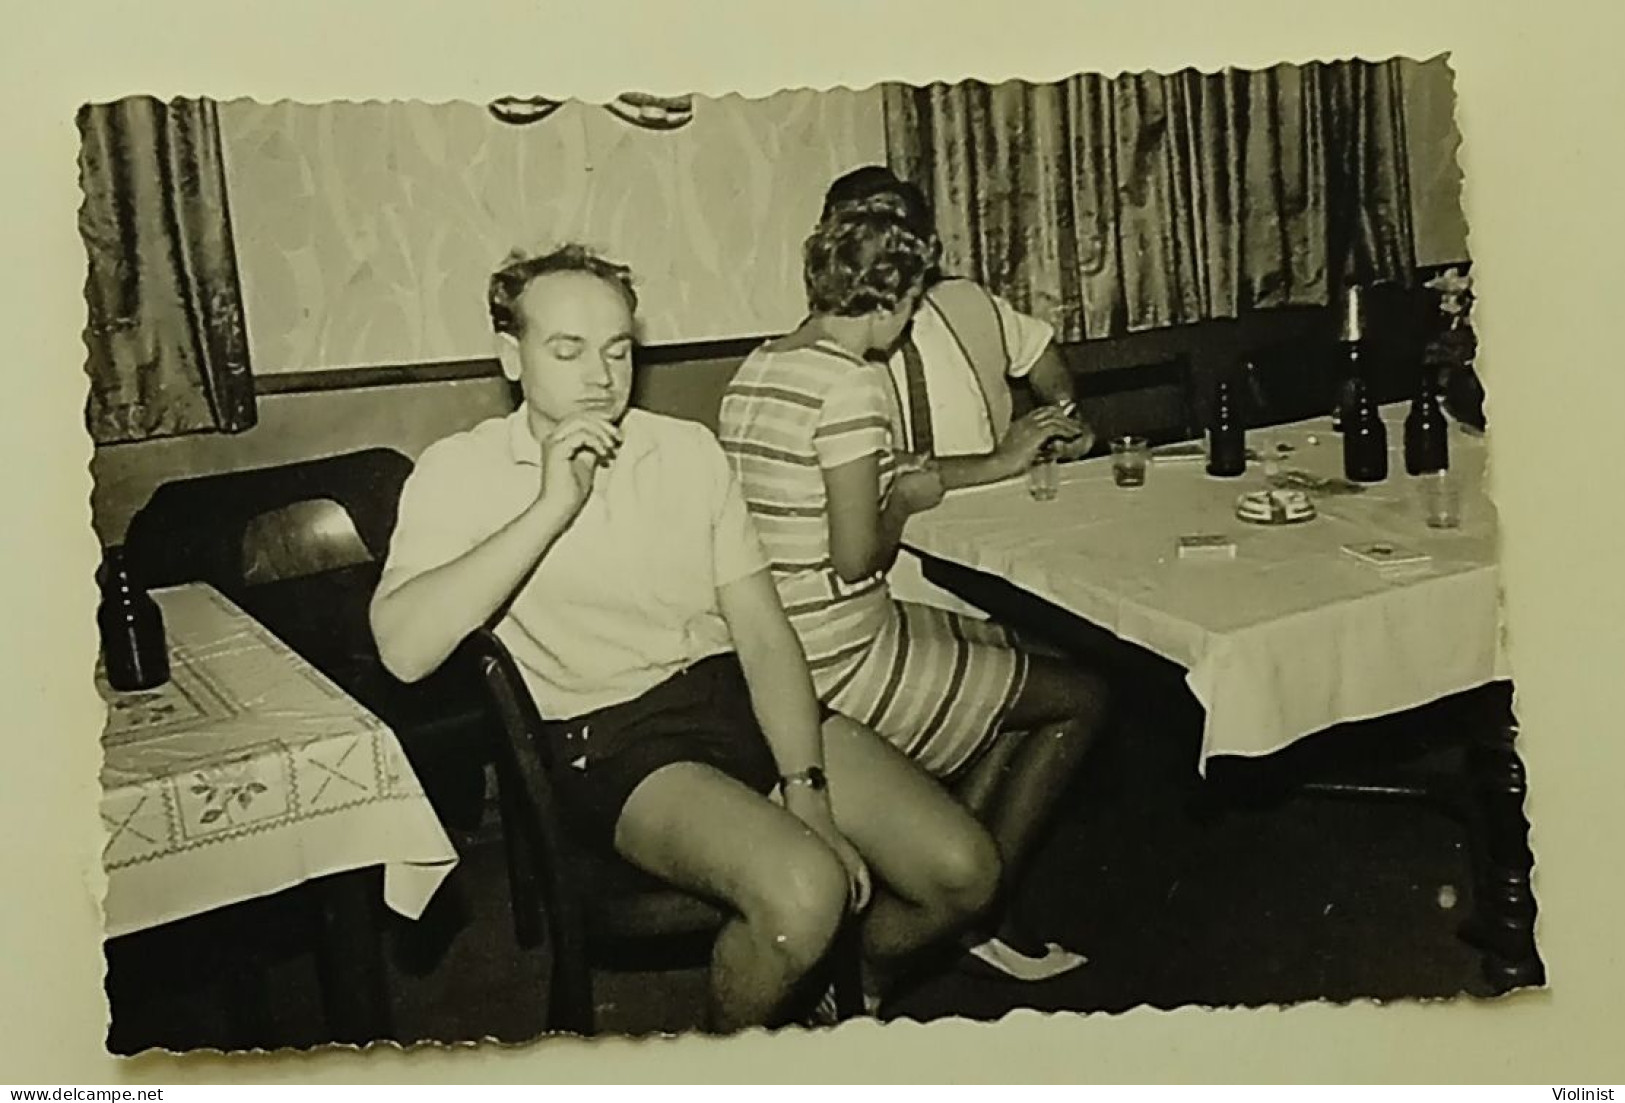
[822,165,935,241]
[488,244,639,337]
[803,194,940,317]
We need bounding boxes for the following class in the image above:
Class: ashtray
[1236,488,1317,525]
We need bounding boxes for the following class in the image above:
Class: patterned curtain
[882,60,1415,343]
[78,97,256,444]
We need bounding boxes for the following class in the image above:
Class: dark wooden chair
[122,448,413,592]
[119,449,490,833]
[108,450,494,1049]
[465,627,864,1034]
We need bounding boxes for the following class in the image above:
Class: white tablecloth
[903,408,1509,765]
[98,583,460,937]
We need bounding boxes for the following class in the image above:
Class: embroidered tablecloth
[904,406,1509,766]
[98,583,460,937]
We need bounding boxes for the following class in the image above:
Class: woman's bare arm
[823,455,943,583]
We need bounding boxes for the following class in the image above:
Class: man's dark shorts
[537,653,783,855]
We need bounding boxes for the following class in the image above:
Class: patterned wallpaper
[218,71,1462,375]
[219,91,886,374]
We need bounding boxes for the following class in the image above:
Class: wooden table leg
[831,922,866,1021]
[924,554,1547,993]
[1462,698,1547,994]
[1458,689,1546,992]
[314,868,396,1045]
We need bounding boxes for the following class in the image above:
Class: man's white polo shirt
[378,407,769,720]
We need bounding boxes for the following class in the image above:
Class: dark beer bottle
[1403,381,1450,475]
[1207,380,1246,478]
[98,547,170,692]
[1342,378,1389,483]
[1331,285,1366,433]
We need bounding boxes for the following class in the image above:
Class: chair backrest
[465,628,591,964]
[122,448,415,594]
[239,500,373,585]
[467,628,742,1033]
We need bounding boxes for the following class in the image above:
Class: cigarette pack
[1151,442,1206,464]
[1153,442,1263,464]
[1341,541,1432,569]
[1341,542,1434,579]
[1178,533,1237,560]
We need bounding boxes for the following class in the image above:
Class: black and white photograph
[81,55,1539,1054]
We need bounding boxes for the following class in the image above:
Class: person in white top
[820,167,1096,628]
[370,244,1001,1031]
[821,166,1097,478]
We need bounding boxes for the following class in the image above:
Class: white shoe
[966,937,1089,982]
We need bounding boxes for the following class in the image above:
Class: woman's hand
[892,461,946,515]
[785,787,872,913]
[537,412,622,521]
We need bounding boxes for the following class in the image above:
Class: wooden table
[99,583,461,1043]
[903,408,1540,989]
[905,407,1507,763]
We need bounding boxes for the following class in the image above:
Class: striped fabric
[719,341,896,682]
[719,340,1027,778]
[827,601,1028,778]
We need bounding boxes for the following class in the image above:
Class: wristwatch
[779,766,828,794]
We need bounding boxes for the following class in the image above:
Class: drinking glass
[1027,447,1059,501]
[1418,469,1462,529]
[1112,436,1149,488]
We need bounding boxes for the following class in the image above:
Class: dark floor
[104,671,1518,1052]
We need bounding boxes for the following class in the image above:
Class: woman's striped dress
[718,338,1027,778]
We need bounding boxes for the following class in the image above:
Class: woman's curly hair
[488,244,639,337]
[804,194,942,317]
[822,165,936,242]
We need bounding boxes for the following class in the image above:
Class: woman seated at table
[370,243,1002,1031]
[717,199,1111,981]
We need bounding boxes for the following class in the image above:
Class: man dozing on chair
[369,244,1000,1032]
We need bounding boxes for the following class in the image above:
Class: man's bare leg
[614,762,850,1033]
